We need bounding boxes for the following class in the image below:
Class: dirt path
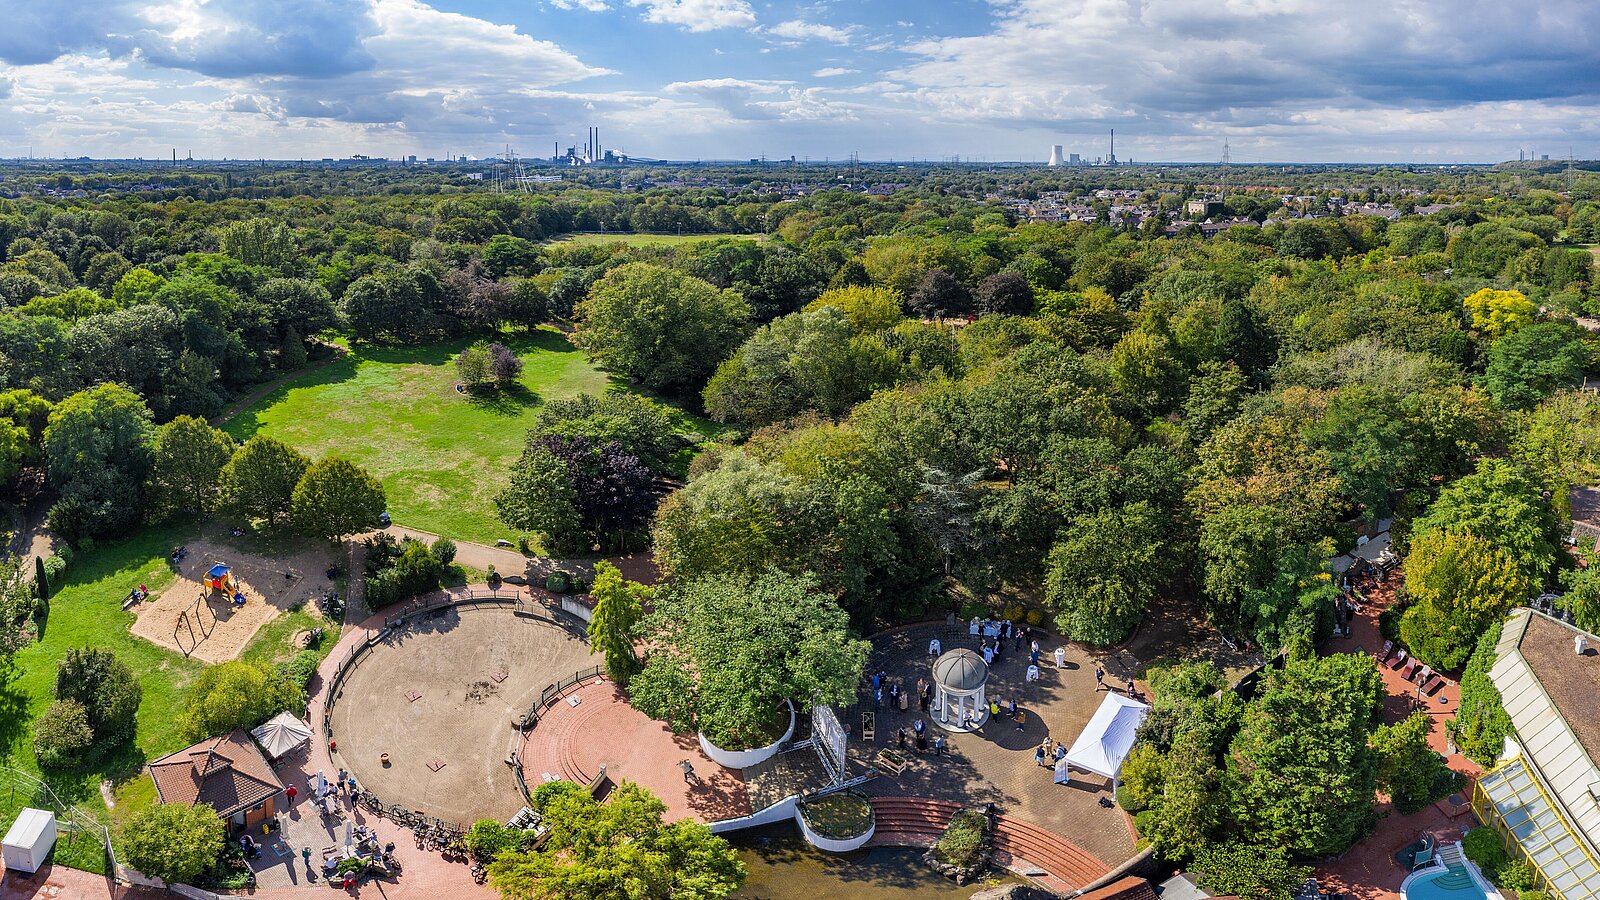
[209,342,348,428]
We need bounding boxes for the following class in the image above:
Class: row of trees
[42,382,385,544]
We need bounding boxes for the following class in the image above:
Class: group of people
[894,717,947,755]
[1034,738,1069,768]
[870,670,935,713]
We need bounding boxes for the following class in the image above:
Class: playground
[128,537,335,664]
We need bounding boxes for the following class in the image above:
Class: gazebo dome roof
[933,648,989,692]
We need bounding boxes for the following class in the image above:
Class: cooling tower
[1048,145,1065,166]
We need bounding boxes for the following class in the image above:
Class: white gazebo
[1064,692,1149,782]
[931,648,990,732]
[251,711,314,761]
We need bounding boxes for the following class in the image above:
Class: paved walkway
[0,866,162,900]
[852,622,1139,870]
[519,680,752,823]
[1315,572,1484,900]
[370,525,659,588]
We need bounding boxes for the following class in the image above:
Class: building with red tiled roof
[1079,875,1157,900]
[147,729,285,831]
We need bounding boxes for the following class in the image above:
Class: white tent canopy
[252,711,313,760]
[1065,692,1149,780]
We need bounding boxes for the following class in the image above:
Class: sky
[0,0,1597,164]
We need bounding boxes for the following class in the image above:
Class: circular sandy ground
[328,604,591,823]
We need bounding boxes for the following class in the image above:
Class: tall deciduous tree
[146,415,236,519]
[1228,653,1383,857]
[486,780,744,900]
[587,561,650,686]
[574,263,750,395]
[631,569,868,748]
[1400,530,1531,670]
[55,647,142,745]
[1373,710,1451,814]
[43,383,155,542]
[220,435,310,525]
[1410,458,1561,586]
[1045,502,1169,645]
[291,456,387,542]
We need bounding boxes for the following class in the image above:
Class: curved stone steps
[866,796,1109,895]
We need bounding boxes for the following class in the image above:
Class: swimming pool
[1400,862,1504,900]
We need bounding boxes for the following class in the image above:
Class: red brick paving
[0,865,163,900]
[1315,573,1484,900]
[519,680,752,823]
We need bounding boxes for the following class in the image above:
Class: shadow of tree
[462,383,541,417]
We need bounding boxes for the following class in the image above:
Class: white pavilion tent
[1064,692,1150,780]
[251,711,313,760]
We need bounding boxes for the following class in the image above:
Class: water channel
[732,824,1021,900]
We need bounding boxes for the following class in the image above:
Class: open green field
[550,232,764,248]
[221,328,713,546]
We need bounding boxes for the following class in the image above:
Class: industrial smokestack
[1048,145,1064,166]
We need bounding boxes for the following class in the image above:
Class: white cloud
[626,0,755,32]
[549,0,609,11]
[766,20,857,43]
[812,67,857,77]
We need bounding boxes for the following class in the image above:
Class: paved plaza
[520,679,753,823]
[849,622,1143,867]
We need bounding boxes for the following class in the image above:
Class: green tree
[587,560,650,686]
[1045,502,1169,645]
[146,415,236,519]
[1109,330,1184,414]
[1410,459,1561,587]
[631,569,868,748]
[220,435,310,525]
[1400,530,1531,671]
[1373,710,1451,814]
[456,345,493,388]
[486,780,745,900]
[291,456,387,542]
[32,699,93,770]
[179,660,299,741]
[803,285,904,331]
[219,218,297,271]
[43,383,155,542]
[575,263,751,395]
[1192,842,1313,900]
[121,802,226,887]
[495,440,583,549]
[1242,541,1339,654]
[1228,653,1383,857]
[55,647,142,745]
[1483,322,1588,410]
[1449,621,1514,766]
[1142,728,1223,860]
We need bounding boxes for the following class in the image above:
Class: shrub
[545,571,571,593]
[122,802,226,887]
[278,649,321,691]
[1451,622,1514,766]
[531,779,586,812]
[41,554,67,587]
[935,810,990,869]
[33,699,93,769]
[431,537,457,567]
[465,819,527,862]
[55,647,142,746]
[1463,826,1509,882]
[1497,860,1537,893]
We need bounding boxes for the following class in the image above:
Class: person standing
[982,644,994,665]
[337,768,348,795]
[1095,665,1105,691]
[286,784,298,806]
[679,759,698,785]
[1015,623,1026,651]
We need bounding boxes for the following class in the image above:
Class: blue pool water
[1403,863,1495,900]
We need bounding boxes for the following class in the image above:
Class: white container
[795,801,875,853]
[3,808,57,874]
[698,700,796,769]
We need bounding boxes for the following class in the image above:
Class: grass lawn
[0,526,202,872]
[220,327,713,546]
[549,232,764,248]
